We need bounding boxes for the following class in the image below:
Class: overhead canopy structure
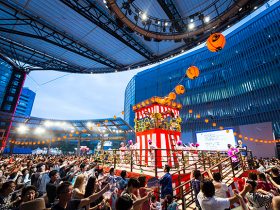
[0,0,265,73]
[0,111,134,144]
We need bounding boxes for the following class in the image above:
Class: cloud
[24,69,141,120]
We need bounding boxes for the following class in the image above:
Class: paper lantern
[205,119,209,123]
[244,137,248,140]
[150,97,155,103]
[219,126,224,130]
[168,92,176,100]
[172,102,177,107]
[249,138,253,141]
[63,136,67,139]
[206,33,226,52]
[196,114,200,119]
[121,111,124,115]
[137,104,141,108]
[97,123,101,127]
[52,139,55,142]
[177,104,182,109]
[234,132,237,136]
[175,85,185,95]
[132,105,137,110]
[145,99,150,105]
[189,109,193,114]
[58,137,61,141]
[212,122,217,127]
[186,66,199,79]
[113,115,117,119]
[163,97,171,104]
[155,97,160,103]
[226,130,229,133]
[238,134,242,138]
[141,102,145,106]
[105,120,109,123]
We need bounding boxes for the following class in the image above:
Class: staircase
[172,151,251,210]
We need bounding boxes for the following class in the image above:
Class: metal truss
[0,36,112,73]
[60,0,155,60]
[0,0,123,70]
[156,0,187,33]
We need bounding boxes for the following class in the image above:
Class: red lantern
[206,33,226,52]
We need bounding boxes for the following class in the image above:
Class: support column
[0,67,26,152]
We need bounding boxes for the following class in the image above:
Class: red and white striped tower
[133,96,182,168]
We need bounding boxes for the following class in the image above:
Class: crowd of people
[0,155,177,210]
[1,141,280,210]
[191,156,280,210]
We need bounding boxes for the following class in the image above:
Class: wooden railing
[93,149,233,176]
[172,151,253,209]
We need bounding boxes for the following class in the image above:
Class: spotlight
[34,127,46,135]
[188,23,195,30]
[44,120,52,127]
[254,6,258,10]
[204,16,210,23]
[239,7,243,12]
[140,13,147,21]
[164,22,168,27]
[17,125,29,134]
[189,15,194,23]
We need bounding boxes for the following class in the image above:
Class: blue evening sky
[24,69,141,120]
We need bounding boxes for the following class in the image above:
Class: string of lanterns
[136,32,274,144]
[187,110,278,144]
[10,111,126,146]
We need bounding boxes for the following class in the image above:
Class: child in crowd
[150,195,161,210]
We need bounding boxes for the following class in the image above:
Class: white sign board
[196,129,236,151]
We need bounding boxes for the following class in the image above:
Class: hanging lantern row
[133,96,183,110]
[187,109,276,144]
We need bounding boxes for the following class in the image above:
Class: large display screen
[196,129,236,151]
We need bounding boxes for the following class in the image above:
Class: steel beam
[156,0,187,32]
[0,0,123,70]
[60,0,155,60]
[0,36,113,73]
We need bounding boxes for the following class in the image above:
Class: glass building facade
[124,1,280,142]
[0,56,26,150]
[0,58,13,107]
[15,87,36,116]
